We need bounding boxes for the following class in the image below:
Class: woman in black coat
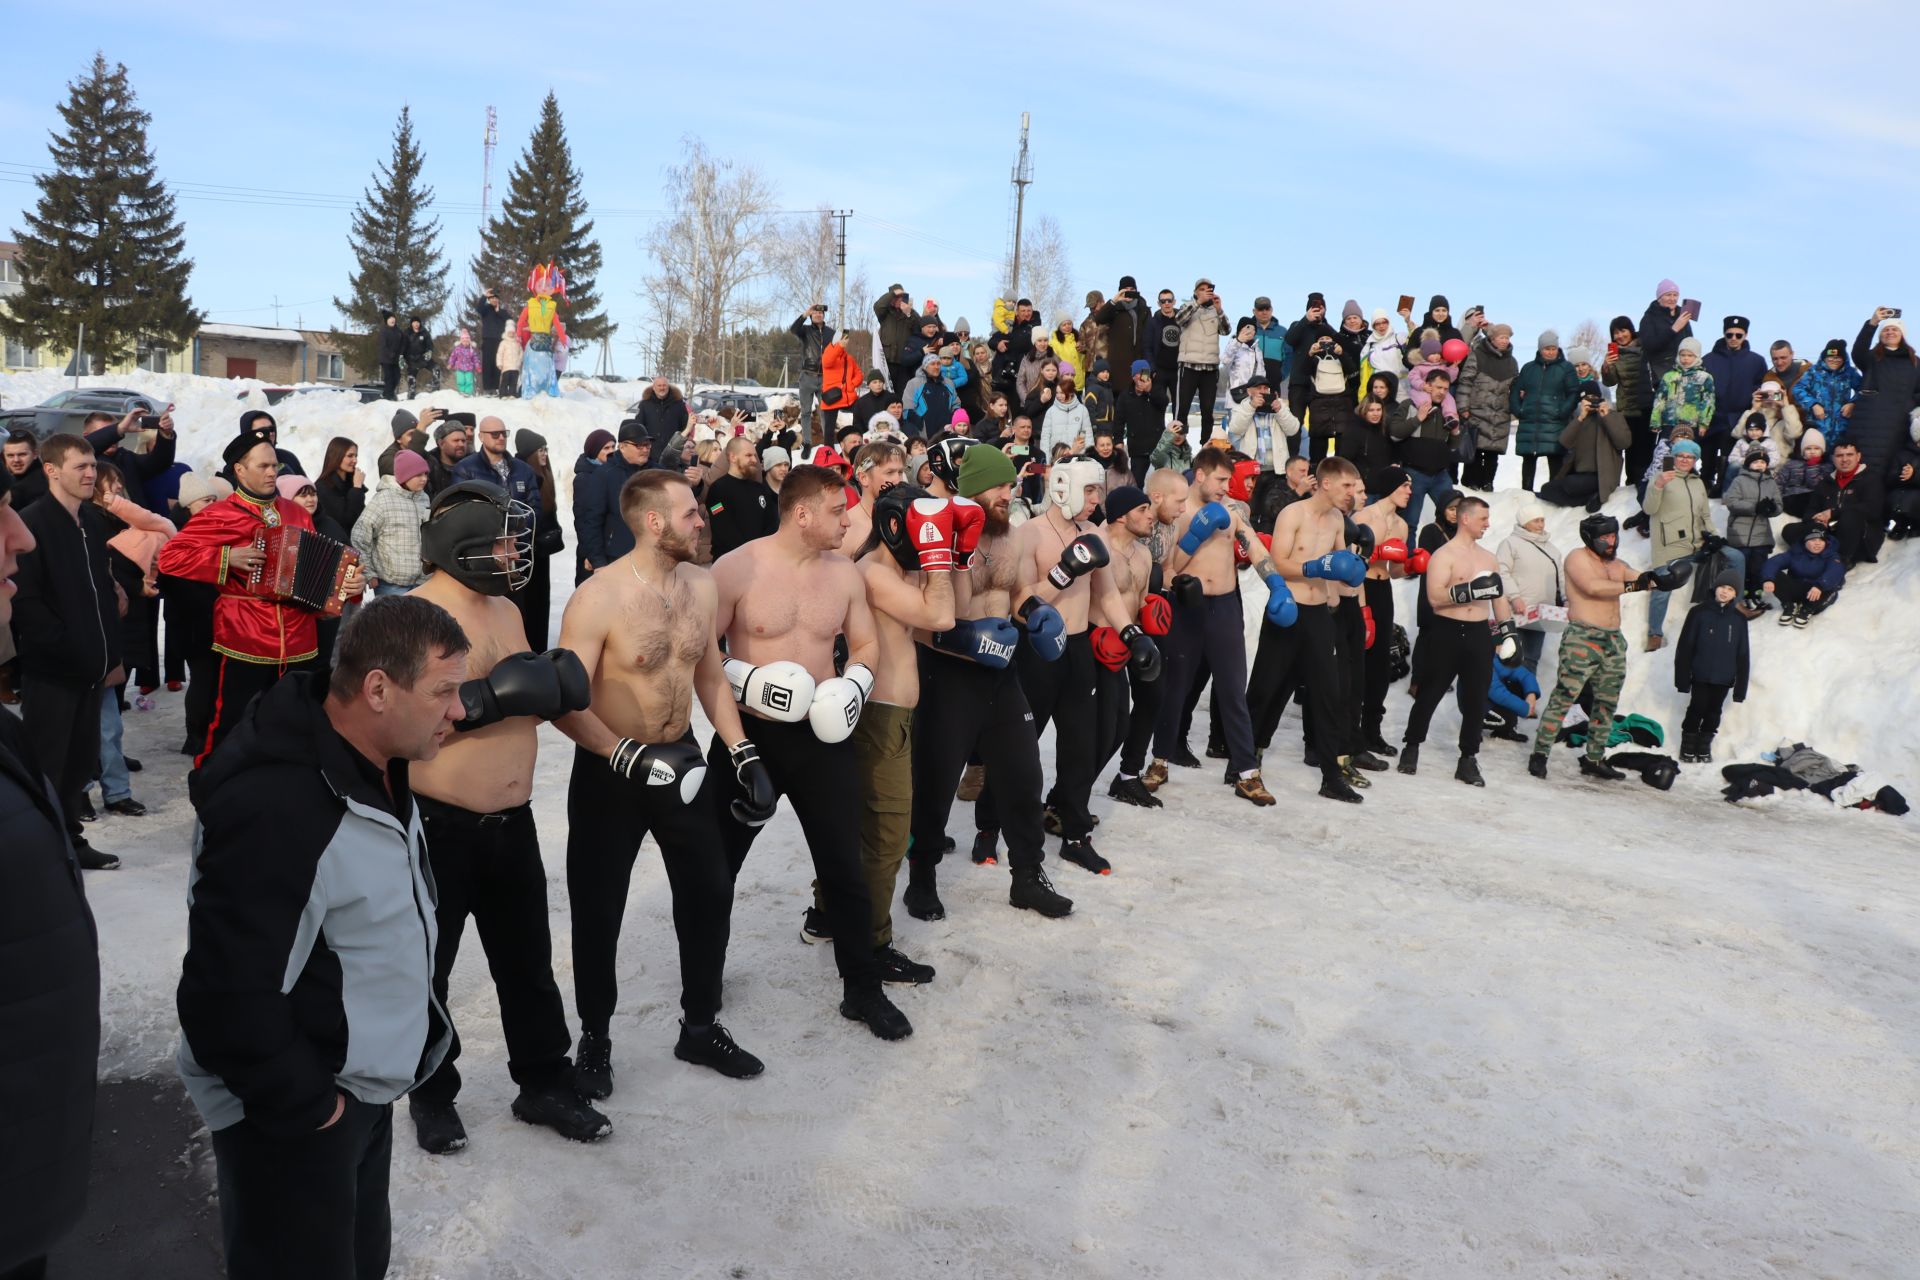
[1849,310,1920,477]
[516,429,562,650]
[315,436,367,538]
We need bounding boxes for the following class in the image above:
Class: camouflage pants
[1531,623,1627,761]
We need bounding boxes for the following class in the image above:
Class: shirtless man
[904,444,1074,921]
[1529,512,1679,781]
[402,483,606,1153]
[798,478,963,988]
[975,457,1132,874]
[1246,455,1370,802]
[1398,494,1517,786]
[1147,446,1297,806]
[844,440,904,553]
[1354,466,1414,758]
[1094,485,1169,810]
[706,464,913,1040]
[556,470,777,1096]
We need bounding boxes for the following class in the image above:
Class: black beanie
[1609,315,1635,336]
[1428,294,1450,312]
[1306,291,1326,310]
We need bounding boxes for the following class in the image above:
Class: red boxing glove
[1234,537,1251,567]
[1089,625,1130,671]
[909,498,956,571]
[1138,593,1173,636]
[949,496,984,569]
[1362,604,1376,650]
[1407,548,1431,575]
[1373,537,1409,565]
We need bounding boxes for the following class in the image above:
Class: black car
[0,387,160,442]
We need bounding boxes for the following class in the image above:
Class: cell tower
[1004,113,1033,300]
[481,106,498,228]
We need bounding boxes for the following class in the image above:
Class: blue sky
[6,0,1919,368]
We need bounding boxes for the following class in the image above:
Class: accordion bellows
[244,525,358,617]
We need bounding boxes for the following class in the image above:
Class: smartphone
[1397,294,1416,313]
[1890,307,1905,319]
[138,414,162,430]
[1607,342,1620,360]
[1682,299,1703,320]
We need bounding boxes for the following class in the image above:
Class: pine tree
[470,93,610,351]
[330,106,449,375]
[1,53,200,369]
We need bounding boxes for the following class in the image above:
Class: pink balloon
[1441,338,1471,365]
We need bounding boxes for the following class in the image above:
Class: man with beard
[1246,455,1370,802]
[1398,495,1518,786]
[158,432,364,767]
[1146,447,1295,806]
[1353,467,1414,757]
[1095,485,1169,810]
[704,436,779,559]
[1528,512,1678,781]
[904,446,1075,921]
[402,483,608,1154]
[554,469,775,1097]
[800,481,965,985]
[706,466,914,1040]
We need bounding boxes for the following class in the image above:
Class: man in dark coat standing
[0,459,102,1280]
[377,311,405,402]
[477,287,509,395]
[1702,316,1767,495]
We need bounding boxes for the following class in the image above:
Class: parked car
[0,386,160,441]
[253,382,386,406]
[638,389,770,419]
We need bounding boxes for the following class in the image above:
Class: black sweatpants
[211,1094,393,1280]
[1362,578,1397,741]
[1332,595,1366,754]
[197,654,313,769]
[909,647,1047,871]
[1622,414,1654,491]
[705,718,879,994]
[1178,655,1217,750]
[1403,615,1493,756]
[380,362,400,401]
[1246,602,1344,784]
[1112,656,1164,778]
[566,742,734,1032]
[1154,590,1255,774]
[19,676,100,843]
[1172,365,1219,436]
[978,631,1098,842]
[1093,663,1130,775]
[1682,683,1731,735]
[1460,447,1502,491]
[1773,571,1838,616]
[414,797,572,1105]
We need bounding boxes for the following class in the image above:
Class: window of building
[3,336,39,368]
[0,258,21,286]
[138,344,169,373]
[313,352,345,381]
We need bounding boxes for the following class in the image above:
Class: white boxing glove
[808,663,873,744]
[723,657,817,724]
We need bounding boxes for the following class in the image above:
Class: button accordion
[242,525,359,617]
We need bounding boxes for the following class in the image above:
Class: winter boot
[1396,743,1420,775]
[1363,730,1399,759]
[572,1031,613,1099]
[409,1097,469,1154]
[1698,731,1715,763]
[674,1020,766,1077]
[1579,756,1626,781]
[1141,759,1169,790]
[956,763,986,802]
[1108,775,1162,808]
[1318,774,1364,804]
[1349,749,1388,772]
[873,945,937,986]
[1009,865,1074,917]
[840,988,913,1040]
[512,1085,613,1143]
[970,830,999,866]
[1527,753,1548,779]
[1060,839,1112,876]
[800,906,833,945]
[1166,744,1203,768]
[74,840,120,871]
[903,860,946,921]
[1455,754,1485,787]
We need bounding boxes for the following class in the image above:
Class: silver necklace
[628,557,674,608]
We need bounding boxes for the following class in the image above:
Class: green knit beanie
[956,444,1018,497]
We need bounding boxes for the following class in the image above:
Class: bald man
[704,436,779,558]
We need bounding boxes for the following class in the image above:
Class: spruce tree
[470,93,610,350]
[1,53,200,369]
[331,106,449,375]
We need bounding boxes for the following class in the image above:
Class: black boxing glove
[542,648,591,714]
[456,651,561,731]
[1120,624,1161,683]
[728,740,778,826]
[1171,573,1205,609]
[608,738,707,803]
[1344,515,1376,562]
[1045,533,1111,589]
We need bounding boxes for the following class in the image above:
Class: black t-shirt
[705,474,779,559]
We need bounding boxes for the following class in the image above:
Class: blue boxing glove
[1015,596,1068,662]
[1177,502,1232,555]
[929,617,1020,669]
[1263,573,1298,627]
[1302,549,1367,586]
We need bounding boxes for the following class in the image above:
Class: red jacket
[821,341,864,412]
[156,490,320,666]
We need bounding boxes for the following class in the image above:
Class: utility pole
[271,295,281,326]
[481,106,498,229]
[832,209,851,328]
[1008,113,1032,301]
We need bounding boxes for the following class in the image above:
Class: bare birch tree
[1568,319,1606,360]
[768,208,868,333]
[1003,213,1075,322]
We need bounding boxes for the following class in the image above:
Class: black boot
[1363,727,1398,758]
[674,1021,766,1078]
[409,1096,468,1154]
[1318,774,1365,803]
[1059,839,1112,876]
[1108,775,1163,808]
[1349,749,1388,772]
[1010,865,1073,917]
[572,1030,613,1099]
[73,840,120,871]
[1677,731,1698,763]
[511,1085,613,1143]
[1579,756,1626,781]
[1396,743,1420,775]
[874,944,937,986]
[840,987,913,1040]
[1166,744,1203,768]
[1527,753,1548,779]
[903,860,946,921]
[800,906,832,945]
[1698,731,1715,763]
[971,830,999,865]
[1455,754,1485,787]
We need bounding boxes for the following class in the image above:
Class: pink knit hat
[394,450,431,484]
[276,474,314,500]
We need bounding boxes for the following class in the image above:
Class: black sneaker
[1777,604,1798,627]
[573,1031,613,1100]
[970,831,999,866]
[1107,775,1163,808]
[1166,745,1203,768]
[1528,753,1548,779]
[1010,865,1073,917]
[1579,757,1626,781]
[903,863,946,921]
[511,1085,612,1143]
[800,906,832,945]
[840,988,913,1040]
[75,796,97,823]
[1204,740,1228,759]
[674,1021,766,1078]
[1341,760,1372,789]
[74,841,120,871]
[124,756,142,773]
[1396,744,1420,776]
[875,944,936,986]
[408,1096,469,1154]
[1318,776,1364,804]
[1489,725,1530,743]
[1791,606,1810,628]
[104,797,147,817]
[1059,839,1111,876]
[1349,750,1388,772]
[1363,733,1399,759]
[1455,754,1485,787]
[1303,747,1321,769]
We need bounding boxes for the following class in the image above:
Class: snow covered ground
[18,367,1920,1276]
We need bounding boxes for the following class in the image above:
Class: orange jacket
[156,490,320,665]
[820,341,864,412]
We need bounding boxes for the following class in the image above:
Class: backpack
[1312,351,1347,396]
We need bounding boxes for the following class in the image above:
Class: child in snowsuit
[1721,446,1783,611]
[1404,336,1461,420]
[447,328,482,395]
[1775,427,1833,520]
[1483,655,1542,742]
[1673,568,1750,762]
[1650,336,1716,436]
[1722,411,1782,493]
[1790,338,1861,450]
[1762,526,1846,627]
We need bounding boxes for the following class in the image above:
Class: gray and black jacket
[177,671,450,1135]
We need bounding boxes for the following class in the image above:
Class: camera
[1580,387,1604,406]
[139,413,163,430]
